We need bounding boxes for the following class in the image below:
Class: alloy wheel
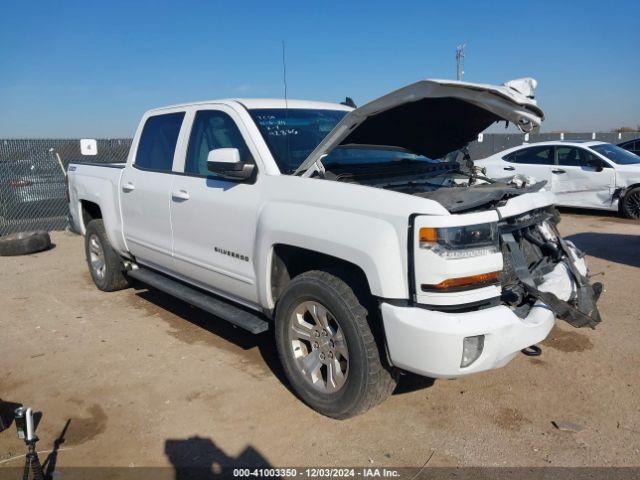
[627,191,640,219]
[88,234,106,279]
[289,300,349,393]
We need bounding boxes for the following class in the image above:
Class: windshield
[322,146,438,170]
[249,109,346,173]
[249,108,440,173]
[590,143,640,165]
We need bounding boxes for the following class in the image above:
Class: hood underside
[341,97,501,159]
[294,78,544,176]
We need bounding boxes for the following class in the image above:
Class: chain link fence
[0,139,130,236]
[0,133,638,236]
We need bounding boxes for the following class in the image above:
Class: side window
[556,147,582,167]
[558,147,606,168]
[135,112,185,171]
[620,141,640,155]
[502,152,517,163]
[578,148,606,167]
[185,110,253,176]
[514,146,554,165]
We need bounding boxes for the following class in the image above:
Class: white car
[67,78,602,418]
[476,141,640,218]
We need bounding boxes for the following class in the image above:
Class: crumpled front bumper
[501,229,602,329]
[381,252,593,378]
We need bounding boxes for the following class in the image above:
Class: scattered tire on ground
[0,231,52,256]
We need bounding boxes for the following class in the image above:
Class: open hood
[294,78,544,175]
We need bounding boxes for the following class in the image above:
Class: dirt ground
[1,210,639,470]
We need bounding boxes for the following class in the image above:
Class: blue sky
[1,0,638,137]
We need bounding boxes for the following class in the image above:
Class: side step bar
[127,267,269,334]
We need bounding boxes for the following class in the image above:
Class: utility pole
[456,44,465,81]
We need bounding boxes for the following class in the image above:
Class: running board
[127,268,269,334]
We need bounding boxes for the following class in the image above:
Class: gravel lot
[1,210,639,471]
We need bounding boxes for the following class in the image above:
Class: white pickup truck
[68,78,602,418]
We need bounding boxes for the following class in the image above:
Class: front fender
[255,201,409,309]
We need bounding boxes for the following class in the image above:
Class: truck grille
[498,207,558,288]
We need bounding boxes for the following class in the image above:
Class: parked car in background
[0,157,68,219]
[476,141,640,218]
[618,137,640,156]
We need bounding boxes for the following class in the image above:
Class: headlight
[419,223,499,259]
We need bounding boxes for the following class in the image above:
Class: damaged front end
[498,207,602,329]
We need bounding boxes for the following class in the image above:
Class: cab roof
[519,140,608,147]
[147,98,352,114]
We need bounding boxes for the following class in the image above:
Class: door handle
[503,166,516,171]
[172,189,190,201]
[551,169,566,174]
[122,182,136,192]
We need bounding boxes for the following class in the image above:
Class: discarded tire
[0,231,52,256]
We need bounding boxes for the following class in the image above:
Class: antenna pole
[282,40,288,108]
[281,40,291,170]
[456,44,466,81]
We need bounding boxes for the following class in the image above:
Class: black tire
[84,219,131,291]
[275,270,397,419]
[621,187,640,219]
[0,231,51,256]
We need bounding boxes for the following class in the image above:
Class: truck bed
[68,161,126,170]
[67,161,127,253]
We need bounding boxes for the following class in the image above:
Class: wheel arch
[80,200,102,229]
[269,244,373,308]
[255,203,409,311]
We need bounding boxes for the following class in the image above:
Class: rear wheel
[275,270,397,419]
[621,187,640,219]
[84,219,131,291]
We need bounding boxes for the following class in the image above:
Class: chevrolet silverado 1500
[68,78,602,418]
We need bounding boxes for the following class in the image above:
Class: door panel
[507,145,555,185]
[170,176,260,303]
[121,167,174,268]
[552,147,615,209]
[170,108,260,305]
[121,112,185,270]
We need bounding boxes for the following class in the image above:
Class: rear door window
[556,147,582,166]
[502,152,517,163]
[135,112,185,171]
[513,146,554,165]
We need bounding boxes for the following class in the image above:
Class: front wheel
[274,270,397,419]
[621,186,640,219]
[84,219,131,291]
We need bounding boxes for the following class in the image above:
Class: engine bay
[323,159,546,213]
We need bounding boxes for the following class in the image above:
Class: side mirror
[207,148,255,181]
[586,159,604,172]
